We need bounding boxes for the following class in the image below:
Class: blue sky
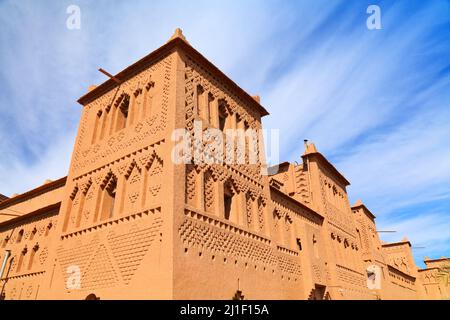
[0,0,449,267]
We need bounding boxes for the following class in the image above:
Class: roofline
[302,152,351,187]
[424,257,450,263]
[351,203,376,220]
[0,177,67,210]
[382,240,412,248]
[77,37,269,117]
[0,202,61,229]
[418,267,440,272]
[270,186,324,221]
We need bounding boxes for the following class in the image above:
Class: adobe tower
[39,28,279,299]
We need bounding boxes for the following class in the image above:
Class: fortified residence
[0,29,448,300]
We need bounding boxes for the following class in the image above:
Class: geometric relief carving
[319,172,355,237]
[277,254,302,276]
[245,193,254,227]
[123,164,142,212]
[146,155,163,203]
[312,264,323,284]
[72,55,172,175]
[81,183,96,224]
[107,217,163,285]
[186,165,197,205]
[56,236,100,289]
[9,255,17,270]
[128,192,140,204]
[257,197,265,232]
[148,185,161,197]
[204,171,215,212]
[56,207,163,290]
[37,225,46,236]
[135,122,144,133]
[83,210,91,222]
[179,216,277,266]
[184,58,263,187]
[148,155,163,177]
[70,190,81,228]
[389,253,410,274]
[336,265,366,288]
[9,286,17,300]
[26,285,33,298]
[79,180,93,226]
[85,187,95,200]
[129,170,141,184]
[179,215,302,277]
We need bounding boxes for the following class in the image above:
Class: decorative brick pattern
[107,217,163,285]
